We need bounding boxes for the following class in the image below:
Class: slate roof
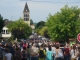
[23,2,30,12]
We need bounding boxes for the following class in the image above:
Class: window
[26,18,29,21]
[24,18,29,21]
[24,14,29,17]
[2,30,5,34]
[27,14,29,17]
[24,18,26,21]
[24,14,25,17]
[6,30,9,34]
[26,14,27,17]
[26,14,29,17]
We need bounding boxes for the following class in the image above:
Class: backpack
[39,49,45,58]
[22,51,27,58]
[0,48,3,58]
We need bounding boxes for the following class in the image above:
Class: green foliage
[7,17,32,39]
[8,36,15,43]
[34,28,40,34]
[30,19,33,25]
[46,5,80,42]
[0,14,4,33]
[39,26,50,38]
[35,21,46,34]
[36,21,45,29]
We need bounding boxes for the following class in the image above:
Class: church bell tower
[23,2,30,26]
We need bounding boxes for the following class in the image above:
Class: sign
[77,33,80,42]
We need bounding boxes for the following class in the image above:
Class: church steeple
[23,2,30,12]
[23,2,30,26]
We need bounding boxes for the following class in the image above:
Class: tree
[4,19,9,21]
[39,26,50,38]
[0,14,4,33]
[36,21,45,29]
[35,21,45,34]
[7,17,32,39]
[46,5,80,42]
[30,19,34,25]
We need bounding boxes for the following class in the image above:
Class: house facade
[0,27,11,39]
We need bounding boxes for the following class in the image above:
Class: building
[0,27,11,39]
[23,2,30,26]
[0,20,12,39]
[23,2,35,31]
[0,2,35,39]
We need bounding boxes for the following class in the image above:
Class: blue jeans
[31,57,38,60]
[64,55,70,60]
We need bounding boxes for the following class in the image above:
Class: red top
[65,48,70,55]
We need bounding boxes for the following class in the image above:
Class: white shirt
[5,53,12,60]
[46,47,48,51]
[38,43,42,46]
[55,49,64,58]
[70,49,77,59]
[52,47,56,52]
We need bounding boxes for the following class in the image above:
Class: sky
[0,0,80,22]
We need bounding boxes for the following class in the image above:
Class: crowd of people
[0,40,80,60]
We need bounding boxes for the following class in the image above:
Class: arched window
[24,18,29,21]
[2,30,5,34]
[27,14,29,17]
[24,14,25,17]
[26,14,27,17]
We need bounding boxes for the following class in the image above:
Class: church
[23,2,30,26]
[23,2,35,29]
[0,2,35,40]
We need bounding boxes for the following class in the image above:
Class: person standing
[38,45,46,60]
[21,47,27,60]
[70,45,77,60]
[64,45,70,60]
[46,45,54,60]
[4,48,13,60]
[30,43,39,60]
[55,44,64,60]
[14,47,21,60]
